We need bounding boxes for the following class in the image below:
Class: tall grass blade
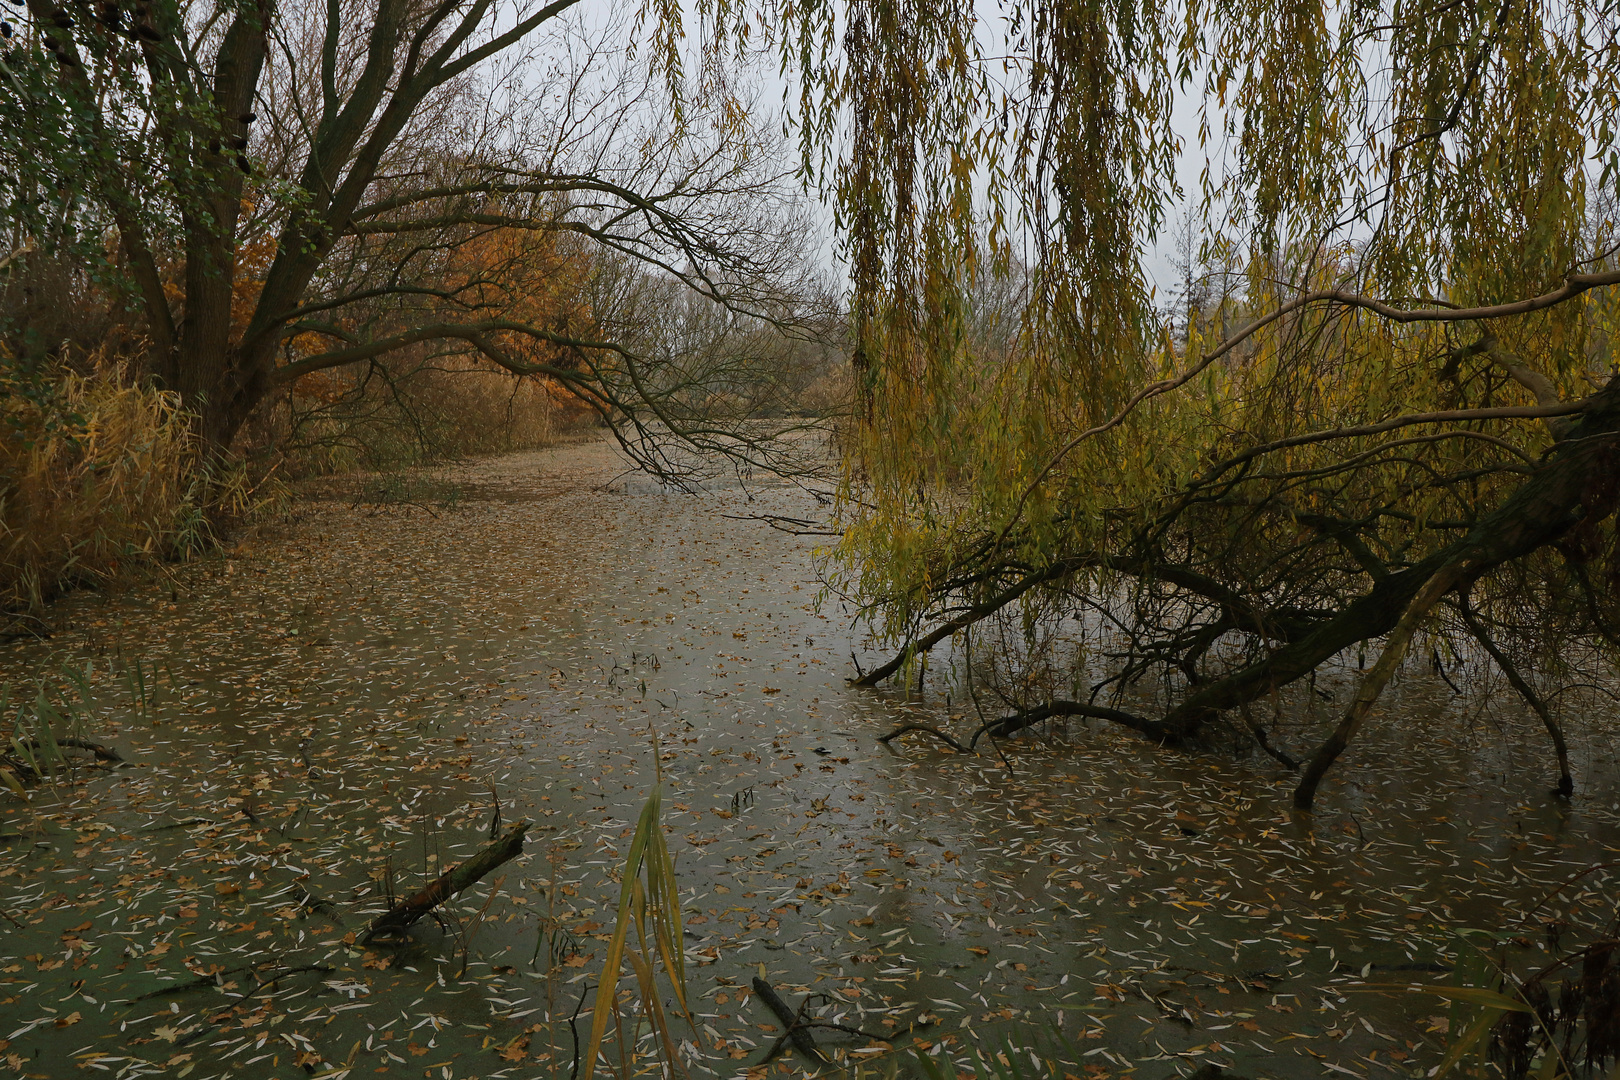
[582,783,692,1080]
[1434,1006,1507,1078]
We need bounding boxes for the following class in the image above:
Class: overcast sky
[567,0,1218,307]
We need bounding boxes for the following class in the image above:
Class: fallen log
[7,737,124,766]
[363,821,529,943]
[51,738,124,763]
[751,976,826,1064]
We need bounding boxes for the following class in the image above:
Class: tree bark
[751,977,826,1064]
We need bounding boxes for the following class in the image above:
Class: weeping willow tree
[777,0,1620,809]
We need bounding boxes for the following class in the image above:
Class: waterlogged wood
[751,976,826,1064]
[363,821,529,943]
[41,737,124,763]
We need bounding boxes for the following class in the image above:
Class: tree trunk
[1162,379,1620,748]
[189,343,276,452]
[159,1,273,453]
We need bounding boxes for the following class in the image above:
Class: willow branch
[1193,402,1589,488]
[994,270,1620,548]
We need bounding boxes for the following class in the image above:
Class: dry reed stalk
[0,358,195,610]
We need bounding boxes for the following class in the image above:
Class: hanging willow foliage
[764,0,1620,808]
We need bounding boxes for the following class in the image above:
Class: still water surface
[1,440,1618,1080]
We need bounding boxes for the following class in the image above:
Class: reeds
[0,360,194,609]
[581,781,696,1080]
[0,664,111,793]
[0,359,289,612]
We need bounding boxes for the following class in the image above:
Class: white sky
[566,0,1219,308]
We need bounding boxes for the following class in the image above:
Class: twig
[984,728,1016,779]
[876,724,971,753]
[130,964,258,1001]
[486,781,502,839]
[142,817,217,832]
[718,512,840,536]
[18,738,123,763]
[568,983,590,1080]
[229,963,334,1000]
[801,1018,891,1040]
[1431,647,1464,694]
[454,873,505,979]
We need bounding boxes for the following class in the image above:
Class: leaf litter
[0,440,1617,1079]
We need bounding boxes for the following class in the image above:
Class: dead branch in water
[363,821,529,943]
[719,512,840,536]
[876,724,971,754]
[752,976,827,1065]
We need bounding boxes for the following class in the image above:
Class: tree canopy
[0,0,826,467]
[782,0,1620,808]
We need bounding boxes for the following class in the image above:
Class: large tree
[0,0,820,456]
[782,0,1620,809]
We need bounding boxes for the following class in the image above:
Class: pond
[1,438,1618,1080]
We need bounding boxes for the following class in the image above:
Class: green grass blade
[580,787,661,1080]
[1433,1007,1505,1078]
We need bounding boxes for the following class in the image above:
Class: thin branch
[994,271,1620,549]
[876,724,971,753]
[1193,403,1589,488]
[272,321,630,383]
[970,700,1171,746]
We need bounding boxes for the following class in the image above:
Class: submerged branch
[876,724,971,753]
[1455,598,1574,797]
[751,977,827,1065]
[852,559,1086,687]
[971,701,1171,747]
